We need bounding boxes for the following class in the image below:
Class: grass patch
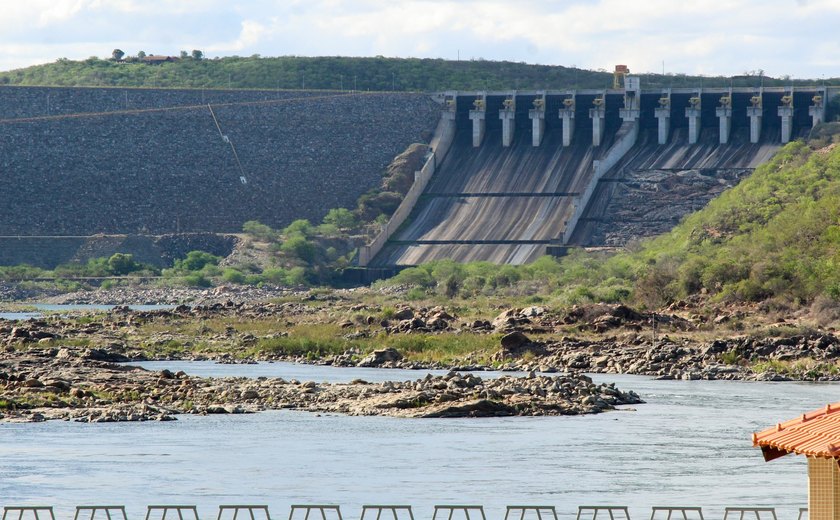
[243,322,500,364]
[720,351,742,365]
[752,357,840,378]
[386,334,500,365]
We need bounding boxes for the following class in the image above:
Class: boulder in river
[359,347,403,367]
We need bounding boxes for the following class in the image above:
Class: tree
[107,253,139,275]
[281,236,317,263]
[322,207,358,230]
[242,220,276,241]
[180,50,189,60]
[137,50,146,59]
[191,49,204,61]
[174,250,220,272]
[111,49,125,61]
[282,219,314,238]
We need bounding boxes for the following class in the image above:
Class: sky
[1,0,839,78]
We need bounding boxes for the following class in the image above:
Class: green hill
[0,55,831,91]
[625,129,840,307]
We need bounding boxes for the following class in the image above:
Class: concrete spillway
[372,120,618,265]
[360,82,834,267]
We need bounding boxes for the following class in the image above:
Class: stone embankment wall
[0,86,439,235]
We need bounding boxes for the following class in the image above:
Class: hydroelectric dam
[0,81,834,269]
[361,79,835,267]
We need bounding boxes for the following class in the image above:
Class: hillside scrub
[632,138,840,305]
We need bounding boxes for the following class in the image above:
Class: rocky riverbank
[2,295,838,424]
[0,349,641,422]
[4,299,840,382]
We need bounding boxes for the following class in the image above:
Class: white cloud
[206,19,268,52]
[0,0,838,78]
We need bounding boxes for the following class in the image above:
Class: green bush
[242,220,277,241]
[174,251,220,272]
[222,268,246,284]
[107,253,140,275]
[0,264,46,280]
[406,287,426,300]
[261,267,288,284]
[182,273,212,287]
[322,208,359,230]
[282,219,314,238]
[286,267,308,286]
[280,236,317,263]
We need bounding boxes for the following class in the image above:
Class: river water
[0,361,832,520]
[0,304,175,321]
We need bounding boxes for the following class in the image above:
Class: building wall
[809,457,840,520]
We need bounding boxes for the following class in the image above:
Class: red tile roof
[753,402,840,461]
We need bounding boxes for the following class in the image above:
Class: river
[0,361,830,520]
[0,304,175,321]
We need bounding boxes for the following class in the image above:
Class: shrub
[358,191,403,220]
[286,267,308,286]
[261,267,288,284]
[222,268,246,284]
[406,287,426,300]
[283,219,314,238]
[107,253,140,275]
[182,273,212,287]
[174,251,220,272]
[242,220,277,241]
[322,208,358,230]
[386,266,434,287]
[280,236,317,263]
[441,275,459,298]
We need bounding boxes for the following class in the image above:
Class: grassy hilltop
[0,54,832,91]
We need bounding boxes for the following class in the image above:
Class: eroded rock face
[0,352,642,423]
[589,167,751,247]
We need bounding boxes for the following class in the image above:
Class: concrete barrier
[358,114,456,266]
